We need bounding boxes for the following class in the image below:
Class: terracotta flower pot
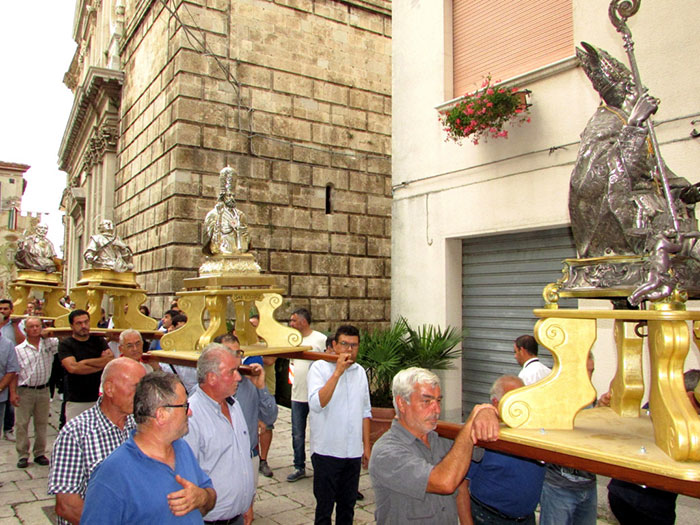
[369,406,396,448]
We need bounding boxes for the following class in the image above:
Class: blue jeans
[291,401,310,471]
[539,479,597,525]
[471,495,535,525]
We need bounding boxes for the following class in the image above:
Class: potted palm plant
[356,317,463,444]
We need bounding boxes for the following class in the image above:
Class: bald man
[48,357,146,525]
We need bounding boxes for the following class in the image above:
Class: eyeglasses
[163,401,190,411]
[338,341,359,349]
[123,342,142,349]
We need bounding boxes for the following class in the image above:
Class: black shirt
[58,335,109,402]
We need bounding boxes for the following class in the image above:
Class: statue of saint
[570,42,700,259]
[83,219,134,272]
[15,224,58,273]
[202,166,250,256]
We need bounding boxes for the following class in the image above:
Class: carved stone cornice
[58,67,124,172]
[80,124,119,171]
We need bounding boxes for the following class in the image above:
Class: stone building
[59,0,392,331]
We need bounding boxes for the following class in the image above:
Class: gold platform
[10,270,69,319]
[54,269,157,331]
[499,305,700,462]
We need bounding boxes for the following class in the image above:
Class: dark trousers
[3,402,13,431]
[291,401,309,470]
[311,453,360,525]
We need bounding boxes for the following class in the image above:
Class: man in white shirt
[13,317,57,468]
[514,334,551,386]
[287,308,326,482]
[307,325,371,524]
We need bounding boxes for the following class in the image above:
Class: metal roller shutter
[461,227,577,414]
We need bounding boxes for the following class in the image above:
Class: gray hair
[23,316,42,328]
[392,367,440,413]
[119,328,143,345]
[197,342,238,384]
[490,375,524,403]
[684,369,700,393]
[133,371,182,424]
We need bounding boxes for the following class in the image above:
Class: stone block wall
[116,0,391,332]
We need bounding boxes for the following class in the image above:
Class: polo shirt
[467,449,545,518]
[307,360,371,459]
[57,335,108,402]
[81,434,212,524]
[369,419,459,524]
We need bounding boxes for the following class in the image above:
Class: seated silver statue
[15,224,57,273]
[83,219,134,272]
[570,43,700,259]
[202,166,250,256]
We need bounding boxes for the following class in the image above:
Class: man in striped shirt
[13,317,57,468]
[48,357,146,525]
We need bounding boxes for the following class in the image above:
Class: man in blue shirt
[81,371,215,524]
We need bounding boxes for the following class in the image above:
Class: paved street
[1,397,698,524]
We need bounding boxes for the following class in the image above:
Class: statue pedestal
[499,305,700,462]
[10,271,70,319]
[159,261,300,354]
[54,269,157,331]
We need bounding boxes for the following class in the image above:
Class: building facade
[0,162,41,297]
[393,0,700,418]
[59,0,392,331]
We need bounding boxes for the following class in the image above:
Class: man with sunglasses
[307,325,371,524]
[81,371,215,524]
[184,342,255,525]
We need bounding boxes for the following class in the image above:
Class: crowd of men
[0,300,697,524]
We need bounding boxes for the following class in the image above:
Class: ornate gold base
[15,270,62,285]
[55,269,156,331]
[161,267,301,354]
[9,276,69,319]
[198,254,262,277]
[499,306,700,462]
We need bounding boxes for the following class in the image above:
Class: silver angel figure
[202,167,250,256]
[15,224,57,273]
[83,220,134,272]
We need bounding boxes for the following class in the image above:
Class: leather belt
[19,383,49,389]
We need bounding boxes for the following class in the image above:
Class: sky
[0,2,77,256]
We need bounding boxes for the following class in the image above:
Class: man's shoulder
[305,330,327,350]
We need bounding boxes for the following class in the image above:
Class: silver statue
[202,166,250,256]
[15,224,58,273]
[83,219,134,272]
[570,42,700,260]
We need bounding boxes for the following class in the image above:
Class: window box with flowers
[439,76,531,145]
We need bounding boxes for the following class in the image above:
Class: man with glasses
[48,358,146,525]
[184,342,256,525]
[307,325,371,524]
[81,371,215,524]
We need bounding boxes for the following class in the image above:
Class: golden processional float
[441,0,700,497]
[148,166,307,367]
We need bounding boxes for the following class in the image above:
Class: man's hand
[362,443,371,469]
[249,363,265,389]
[167,475,214,516]
[597,391,611,407]
[244,504,254,525]
[468,404,499,444]
[334,352,353,377]
[10,391,20,407]
[101,349,113,358]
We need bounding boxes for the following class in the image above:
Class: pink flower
[486,88,494,95]
[512,87,519,93]
[467,107,474,115]
[526,117,531,123]
[515,108,523,114]
[486,102,493,107]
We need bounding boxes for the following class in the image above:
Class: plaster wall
[392,0,700,416]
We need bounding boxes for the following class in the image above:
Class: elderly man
[307,324,371,524]
[183,342,255,525]
[513,335,551,386]
[13,317,57,468]
[369,367,500,524]
[118,328,157,373]
[48,357,146,525]
[467,375,545,525]
[81,371,216,524]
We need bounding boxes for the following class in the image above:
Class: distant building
[59,0,392,330]
[0,161,40,296]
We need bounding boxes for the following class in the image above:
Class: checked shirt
[48,397,136,525]
[15,337,58,386]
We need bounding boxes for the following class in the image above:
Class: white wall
[392,0,700,417]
